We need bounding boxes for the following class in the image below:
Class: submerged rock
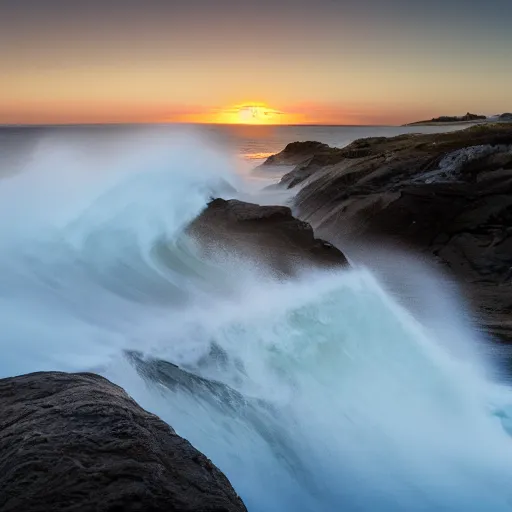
[188,198,348,275]
[0,372,247,512]
[127,352,311,484]
[269,124,512,341]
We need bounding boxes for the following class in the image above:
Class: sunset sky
[1,0,511,125]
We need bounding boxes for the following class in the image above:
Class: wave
[1,128,512,511]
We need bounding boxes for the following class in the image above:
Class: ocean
[0,121,466,168]
[2,123,512,511]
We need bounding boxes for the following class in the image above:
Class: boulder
[188,198,348,275]
[0,371,247,512]
[260,141,335,167]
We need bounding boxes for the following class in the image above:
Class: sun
[236,105,277,124]
[172,102,306,125]
[214,103,285,125]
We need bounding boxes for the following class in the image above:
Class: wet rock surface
[188,198,348,275]
[0,372,248,512]
[269,125,512,341]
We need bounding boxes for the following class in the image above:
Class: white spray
[0,126,512,511]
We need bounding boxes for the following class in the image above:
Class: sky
[1,0,511,125]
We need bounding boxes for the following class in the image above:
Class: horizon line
[0,121,400,128]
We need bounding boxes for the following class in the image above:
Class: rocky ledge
[260,141,332,167]
[0,372,247,512]
[267,124,512,342]
[188,198,348,275]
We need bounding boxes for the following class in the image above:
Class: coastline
[262,124,512,343]
[3,122,512,511]
[403,120,489,127]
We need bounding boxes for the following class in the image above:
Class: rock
[500,113,512,122]
[0,372,247,512]
[407,113,487,125]
[188,198,348,275]
[267,138,399,190]
[273,124,512,341]
[127,351,309,475]
[461,112,487,121]
[260,141,335,167]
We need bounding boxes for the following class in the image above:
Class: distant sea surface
[199,123,467,162]
[0,123,466,171]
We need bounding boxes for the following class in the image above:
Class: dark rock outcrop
[0,372,247,512]
[407,112,487,125]
[261,141,333,167]
[271,124,512,341]
[273,138,393,190]
[188,198,348,275]
[461,112,487,121]
[500,113,512,121]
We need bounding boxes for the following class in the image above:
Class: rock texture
[188,198,348,275]
[270,124,512,341]
[261,141,375,189]
[261,141,332,167]
[0,372,247,512]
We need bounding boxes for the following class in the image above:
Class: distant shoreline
[402,120,489,127]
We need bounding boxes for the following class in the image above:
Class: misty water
[1,125,512,511]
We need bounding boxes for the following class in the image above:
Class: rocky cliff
[267,124,512,341]
[0,372,247,512]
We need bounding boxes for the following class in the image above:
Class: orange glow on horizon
[174,103,307,125]
[0,100,430,126]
